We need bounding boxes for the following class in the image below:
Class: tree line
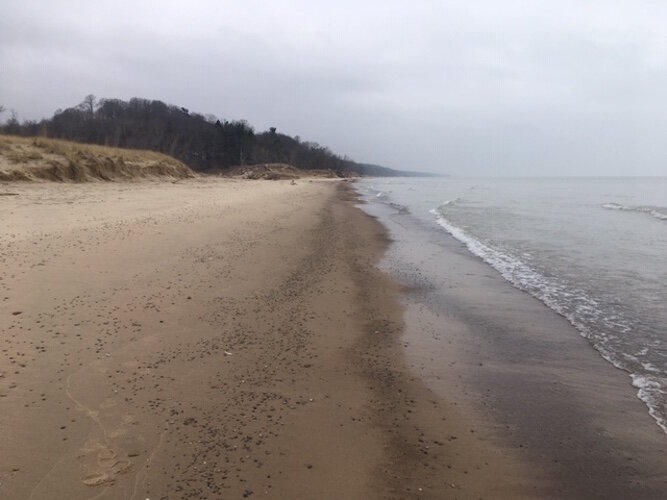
[0,95,380,175]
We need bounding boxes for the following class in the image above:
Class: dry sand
[0,178,527,500]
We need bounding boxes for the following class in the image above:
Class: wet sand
[0,178,520,499]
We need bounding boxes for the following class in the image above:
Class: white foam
[642,362,661,373]
[650,209,667,221]
[632,374,667,435]
[437,198,462,208]
[602,202,667,221]
[602,202,627,211]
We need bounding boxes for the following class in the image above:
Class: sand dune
[0,135,195,182]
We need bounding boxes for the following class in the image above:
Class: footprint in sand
[99,397,117,410]
[79,439,132,486]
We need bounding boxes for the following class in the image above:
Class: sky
[1,0,667,176]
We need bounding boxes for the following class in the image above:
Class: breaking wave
[603,203,667,221]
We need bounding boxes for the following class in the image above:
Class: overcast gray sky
[2,0,667,176]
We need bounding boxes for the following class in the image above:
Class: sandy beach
[2,176,666,499]
[0,177,511,499]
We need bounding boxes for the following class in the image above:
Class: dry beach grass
[0,135,194,182]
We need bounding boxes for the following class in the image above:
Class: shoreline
[357,186,667,498]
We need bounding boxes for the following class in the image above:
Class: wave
[362,185,386,198]
[602,202,667,221]
[430,207,667,435]
[436,198,462,209]
[361,185,409,213]
[388,202,410,214]
[370,188,390,200]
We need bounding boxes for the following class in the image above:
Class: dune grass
[0,135,195,182]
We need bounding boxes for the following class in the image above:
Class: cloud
[2,0,666,175]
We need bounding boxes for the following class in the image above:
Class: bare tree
[5,110,20,134]
[81,94,96,117]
